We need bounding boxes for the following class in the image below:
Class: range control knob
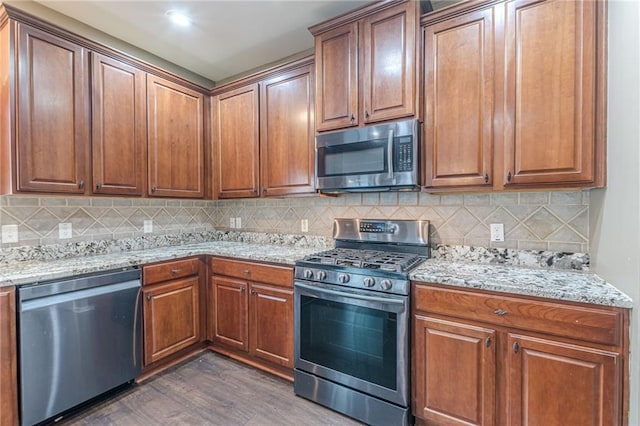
[380,279,393,290]
[316,271,327,280]
[338,273,350,284]
[363,277,375,287]
[304,269,314,279]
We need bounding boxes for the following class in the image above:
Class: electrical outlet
[1,225,19,243]
[143,220,153,233]
[490,223,504,242]
[236,217,242,228]
[230,217,236,228]
[59,223,73,239]
[301,219,309,233]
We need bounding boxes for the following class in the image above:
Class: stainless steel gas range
[293,218,429,426]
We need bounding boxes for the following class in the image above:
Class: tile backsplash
[0,190,589,253]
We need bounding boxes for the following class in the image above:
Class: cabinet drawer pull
[243,269,250,274]
[171,269,180,275]
[513,342,519,354]
[485,337,491,348]
[494,308,508,316]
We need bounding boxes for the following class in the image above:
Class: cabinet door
[423,8,493,188]
[211,276,248,351]
[413,315,495,426]
[16,24,88,194]
[143,277,200,366]
[213,84,260,198]
[314,22,358,131]
[91,53,146,195]
[0,287,18,426]
[147,75,204,198]
[506,334,620,426]
[249,283,293,368]
[260,66,315,196]
[500,0,596,186]
[361,2,416,124]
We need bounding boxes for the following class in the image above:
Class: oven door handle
[295,281,406,313]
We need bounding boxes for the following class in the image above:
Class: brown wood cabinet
[147,75,205,198]
[497,0,604,188]
[91,53,146,196]
[0,287,18,426]
[412,283,628,426]
[213,60,315,199]
[422,7,494,189]
[260,65,315,196]
[209,257,294,379]
[13,23,89,194]
[212,84,260,199]
[142,258,204,367]
[311,0,417,131]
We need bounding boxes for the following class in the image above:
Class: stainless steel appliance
[316,119,419,192]
[294,219,429,426]
[18,268,142,426]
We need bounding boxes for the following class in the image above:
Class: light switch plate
[1,224,19,243]
[59,223,73,239]
[235,217,242,228]
[143,220,153,233]
[230,217,236,228]
[490,223,504,242]
[301,219,309,233]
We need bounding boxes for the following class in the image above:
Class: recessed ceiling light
[165,10,191,27]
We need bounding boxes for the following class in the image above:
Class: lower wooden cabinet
[412,283,628,426]
[0,287,18,426]
[142,258,204,369]
[209,257,294,379]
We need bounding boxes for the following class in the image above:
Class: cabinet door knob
[507,172,512,182]
[146,294,151,301]
[96,183,102,191]
[513,342,520,354]
[78,180,84,189]
[485,337,491,348]
[240,287,245,293]
[151,186,157,193]
[364,110,369,119]
[484,173,489,183]
[350,114,355,123]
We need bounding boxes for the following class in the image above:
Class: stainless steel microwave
[316,119,419,192]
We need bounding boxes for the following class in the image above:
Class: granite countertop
[410,259,633,308]
[0,241,632,309]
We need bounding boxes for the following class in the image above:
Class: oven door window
[317,139,388,177]
[299,295,397,390]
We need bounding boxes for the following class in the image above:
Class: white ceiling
[34,0,371,83]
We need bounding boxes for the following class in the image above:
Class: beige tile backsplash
[0,190,590,253]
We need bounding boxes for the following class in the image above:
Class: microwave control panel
[396,137,413,172]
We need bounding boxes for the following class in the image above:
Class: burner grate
[302,248,424,273]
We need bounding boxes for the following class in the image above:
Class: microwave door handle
[387,128,394,181]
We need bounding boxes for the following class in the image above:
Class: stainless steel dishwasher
[17,268,142,426]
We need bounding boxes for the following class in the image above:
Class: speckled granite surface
[410,260,632,308]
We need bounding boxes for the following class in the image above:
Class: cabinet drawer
[413,284,622,346]
[143,258,201,285]
[210,257,293,288]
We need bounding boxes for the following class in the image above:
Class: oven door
[294,280,409,406]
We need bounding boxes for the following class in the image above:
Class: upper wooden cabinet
[9,23,89,194]
[91,53,147,196]
[147,75,205,198]
[213,84,260,199]
[311,0,418,132]
[260,65,315,197]
[212,59,315,199]
[421,0,606,191]
[498,0,604,188]
[422,7,494,189]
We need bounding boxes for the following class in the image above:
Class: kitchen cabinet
[212,59,315,199]
[147,75,205,198]
[260,65,315,196]
[142,258,204,367]
[209,257,294,379]
[212,84,260,199]
[0,287,18,426]
[420,0,606,192]
[497,0,605,188]
[412,283,628,426]
[1,22,89,194]
[311,0,417,131]
[91,53,146,196]
[422,7,494,189]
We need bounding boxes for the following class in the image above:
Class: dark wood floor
[60,352,362,426]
